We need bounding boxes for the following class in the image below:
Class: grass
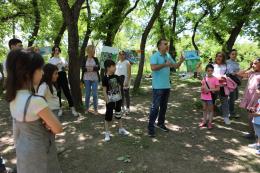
[1,74,260,173]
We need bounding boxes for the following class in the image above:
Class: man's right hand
[165,60,171,67]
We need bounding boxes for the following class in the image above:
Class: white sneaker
[125,108,130,115]
[71,107,78,117]
[58,109,63,117]
[122,107,126,113]
[119,128,130,136]
[255,150,260,155]
[224,117,231,125]
[248,143,258,149]
[104,132,111,142]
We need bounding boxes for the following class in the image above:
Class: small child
[238,58,260,139]
[248,97,260,155]
[200,64,220,129]
[102,59,129,142]
[38,64,60,117]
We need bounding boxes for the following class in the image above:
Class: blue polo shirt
[150,51,175,89]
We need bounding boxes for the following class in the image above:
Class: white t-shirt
[115,60,131,88]
[10,90,48,122]
[38,82,60,110]
[49,57,68,72]
[115,60,129,78]
[213,64,227,78]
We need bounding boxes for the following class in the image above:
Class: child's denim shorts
[202,100,213,105]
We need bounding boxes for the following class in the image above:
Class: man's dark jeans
[148,89,170,134]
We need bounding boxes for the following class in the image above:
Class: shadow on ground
[0,75,259,173]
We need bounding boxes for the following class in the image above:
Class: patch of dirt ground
[1,76,260,173]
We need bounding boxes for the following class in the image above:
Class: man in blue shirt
[148,38,184,137]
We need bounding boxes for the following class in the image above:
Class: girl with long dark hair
[6,49,62,173]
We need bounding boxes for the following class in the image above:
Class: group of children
[4,47,130,173]
[200,57,260,155]
[37,58,130,143]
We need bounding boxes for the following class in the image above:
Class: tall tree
[28,0,41,47]
[95,0,140,46]
[168,0,178,56]
[54,21,66,46]
[224,0,256,52]
[191,9,208,51]
[202,0,257,52]
[133,0,165,91]
[56,0,85,109]
[79,0,92,62]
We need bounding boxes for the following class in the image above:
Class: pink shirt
[240,72,260,109]
[201,76,220,100]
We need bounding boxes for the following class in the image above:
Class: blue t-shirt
[150,51,175,89]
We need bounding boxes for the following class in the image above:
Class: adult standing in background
[81,45,100,115]
[49,46,78,117]
[212,52,231,125]
[148,38,185,137]
[3,38,23,78]
[115,51,131,115]
[227,49,241,118]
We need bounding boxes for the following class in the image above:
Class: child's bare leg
[118,119,123,129]
[208,104,214,123]
[202,102,207,123]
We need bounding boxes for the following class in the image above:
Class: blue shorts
[202,100,213,105]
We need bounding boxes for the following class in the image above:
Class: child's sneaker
[199,121,207,128]
[119,128,130,136]
[93,111,100,116]
[104,132,111,142]
[125,108,130,115]
[224,117,231,125]
[248,143,258,149]
[255,150,260,155]
[122,107,126,113]
[207,122,213,130]
[71,107,79,117]
[58,109,63,117]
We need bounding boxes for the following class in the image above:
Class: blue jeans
[84,80,98,111]
[229,87,239,115]
[148,89,170,133]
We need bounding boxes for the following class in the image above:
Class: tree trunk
[169,0,178,59]
[54,21,66,46]
[158,16,166,38]
[28,0,41,47]
[224,0,255,52]
[57,0,85,109]
[133,0,165,91]
[191,10,208,51]
[79,0,92,62]
[103,0,140,46]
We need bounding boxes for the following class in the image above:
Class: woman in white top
[212,52,231,125]
[49,46,78,116]
[115,51,131,114]
[5,49,62,173]
[38,64,60,116]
